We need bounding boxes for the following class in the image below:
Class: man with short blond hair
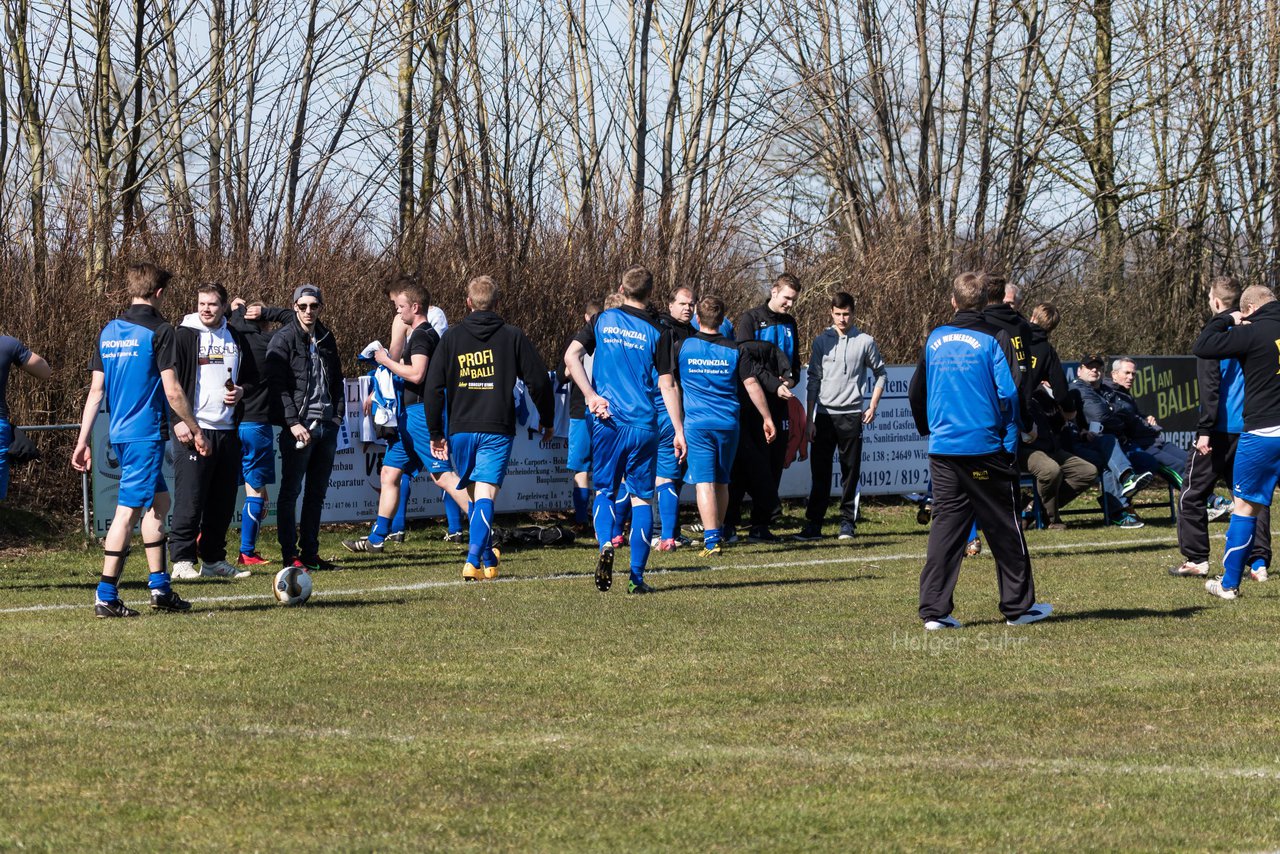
[425,275,555,581]
[908,270,1051,629]
[72,262,208,617]
[1193,284,1280,599]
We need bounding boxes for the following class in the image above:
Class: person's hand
[541,425,555,442]
[1195,435,1211,455]
[673,432,687,462]
[71,442,91,472]
[806,421,816,444]
[430,437,449,460]
[373,347,392,367]
[776,385,794,400]
[862,405,877,425]
[231,297,246,311]
[224,384,243,406]
[291,423,311,447]
[174,421,193,445]
[763,419,777,443]
[1230,310,1244,324]
[192,430,211,457]
[331,416,342,427]
[363,394,373,416]
[587,393,611,420]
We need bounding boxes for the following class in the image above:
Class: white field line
[0,533,1181,616]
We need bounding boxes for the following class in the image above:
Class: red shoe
[610,535,627,549]
[238,551,269,566]
[656,538,678,552]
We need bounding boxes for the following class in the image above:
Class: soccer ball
[273,566,313,606]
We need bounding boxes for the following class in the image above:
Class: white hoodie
[181,312,241,430]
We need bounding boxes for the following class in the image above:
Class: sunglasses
[296,302,321,312]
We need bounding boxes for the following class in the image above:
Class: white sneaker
[1006,603,1054,625]
[170,560,199,580]
[1251,565,1269,583]
[201,560,251,579]
[924,615,962,631]
[1205,577,1239,600]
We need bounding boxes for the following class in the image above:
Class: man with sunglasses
[266,284,345,572]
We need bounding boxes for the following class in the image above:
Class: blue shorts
[657,414,686,481]
[685,427,738,485]
[449,432,514,487]
[115,440,168,508]
[0,419,11,501]
[567,417,592,473]
[1233,432,1280,505]
[590,416,658,500]
[383,407,451,477]
[239,422,277,489]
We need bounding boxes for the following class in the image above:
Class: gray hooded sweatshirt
[806,324,887,416]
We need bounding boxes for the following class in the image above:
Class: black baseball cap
[292,284,323,304]
[1079,353,1105,368]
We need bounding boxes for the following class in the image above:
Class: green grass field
[2,501,1279,851]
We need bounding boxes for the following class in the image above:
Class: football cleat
[237,551,269,566]
[341,537,383,553]
[94,599,139,619]
[150,588,192,612]
[595,545,615,592]
[627,579,656,595]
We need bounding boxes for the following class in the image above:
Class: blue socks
[390,474,412,534]
[629,503,653,583]
[96,577,118,603]
[612,495,632,541]
[573,486,591,525]
[369,514,391,545]
[443,488,465,535]
[147,570,170,593]
[593,491,616,548]
[240,496,265,554]
[1222,514,1258,590]
[658,482,680,540]
[705,528,721,550]
[466,498,494,567]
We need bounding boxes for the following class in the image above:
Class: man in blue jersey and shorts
[424,276,555,581]
[660,296,776,557]
[564,265,684,594]
[0,334,50,502]
[908,270,1051,629]
[1194,284,1280,600]
[343,277,471,554]
[72,263,209,618]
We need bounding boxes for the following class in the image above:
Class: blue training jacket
[90,304,178,444]
[907,310,1020,456]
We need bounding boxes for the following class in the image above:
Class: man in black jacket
[1173,276,1271,578]
[228,296,293,565]
[266,284,345,572]
[1101,357,1187,486]
[654,287,697,550]
[557,300,601,531]
[1194,285,1280,599]
[425,276,555,581]
[724,339,793,542]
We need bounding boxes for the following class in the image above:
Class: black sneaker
[793,524,823,541]
[300,555,341,572]
[594,545,615,592]
[384,531,406,543]
[838,521,857,540]
[149,588,192,612]
[341,537,383,553]
[442,531,466,544]
[94,599,139,619]
[627,579,656,594]
[747,527,780,543]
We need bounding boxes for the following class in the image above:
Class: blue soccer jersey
[575,305,669,432]
[90,305,178,444]
[672,333,753,431]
